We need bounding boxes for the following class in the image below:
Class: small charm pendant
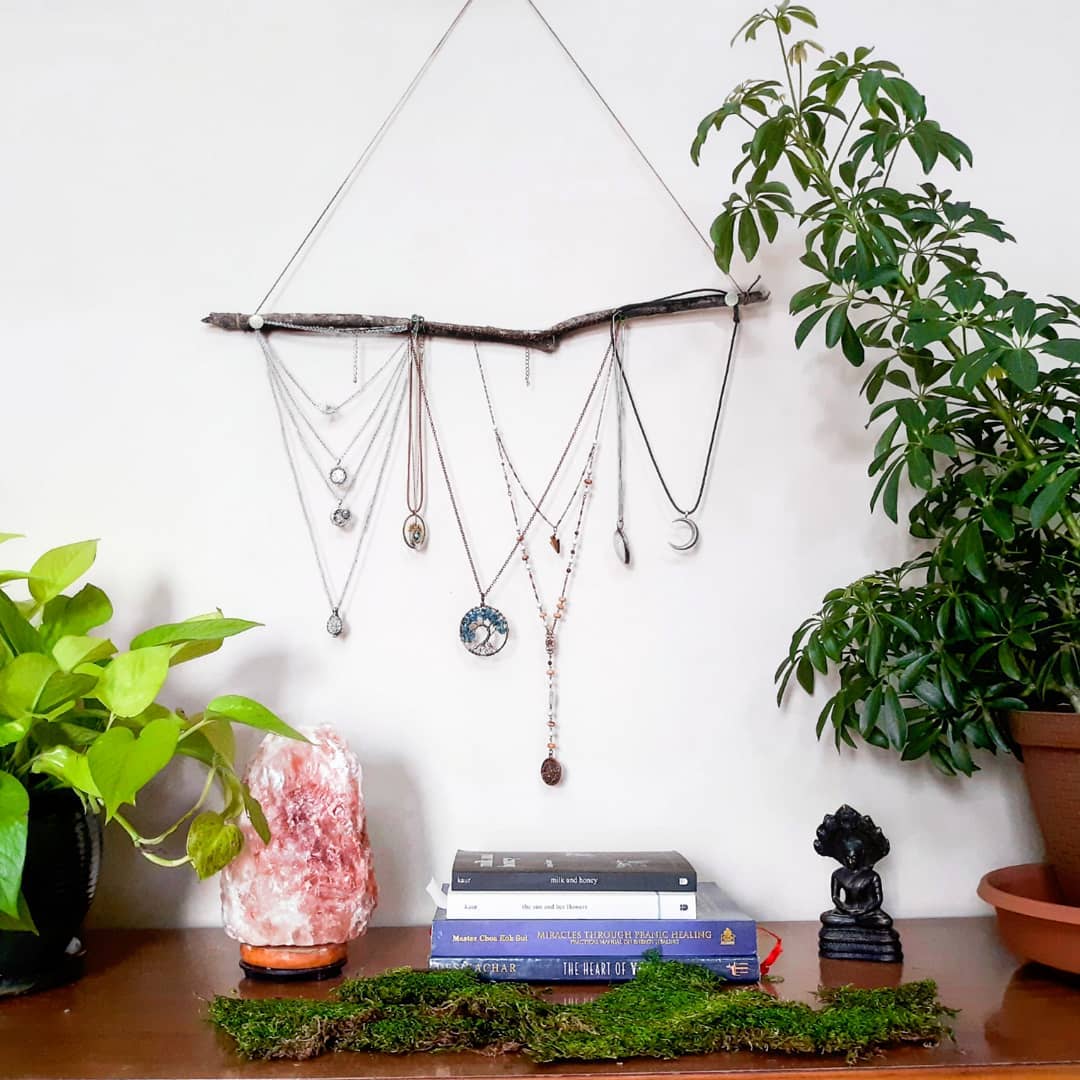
[668,516,700,552]
[331,506,351,528]
[613,526,631,566]
[402,513,427,550]
[540,756,562,786]
[329,465,348,485]
[459,604,509,657]
[326,610,343,637]
[549,533,561,555]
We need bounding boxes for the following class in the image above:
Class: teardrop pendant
[326,611,343,637]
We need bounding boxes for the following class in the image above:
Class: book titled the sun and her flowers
[428,850,759,983]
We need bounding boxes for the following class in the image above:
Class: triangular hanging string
[248,0,740,318]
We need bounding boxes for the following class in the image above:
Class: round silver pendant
[613,526,631,566]
[326,611,344,637]
[459,604,509,657]
[669,516,700,551]
[331,506,351,528]
[402,513,427,550]
[329,465,348,485]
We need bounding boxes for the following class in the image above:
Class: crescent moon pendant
[669,516,699,551]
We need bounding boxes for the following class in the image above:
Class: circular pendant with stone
[540,756,562,786]
[329,465,348,486]
[459,604,509,657]
[331,506,351,528]
[326,611,344,637]
[402,513,427,550]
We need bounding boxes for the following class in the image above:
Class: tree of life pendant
[459,605,509,657]
[326,610,343,637]
[402,513,427,550]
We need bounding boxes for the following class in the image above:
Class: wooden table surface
[1,918,1079,1079]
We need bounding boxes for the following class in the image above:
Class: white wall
[3,0,1070,930]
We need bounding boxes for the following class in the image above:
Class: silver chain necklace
[262,334,408,637]
[258,334,404,491]
[272,336,406,417]
[416,338,611,659]
[265,346,405,526]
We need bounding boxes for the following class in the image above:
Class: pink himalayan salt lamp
[221,724,377,979]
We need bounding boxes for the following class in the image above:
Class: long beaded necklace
[475,343,615,786]
[262,334,408,637]
[611,289,744,550]
[416,337,613,661]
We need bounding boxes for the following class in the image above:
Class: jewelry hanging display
[475,342,615,786]
[402,321,428,551]
[259,332,409,636]
[611,289,744,551]
[416,333,613,663]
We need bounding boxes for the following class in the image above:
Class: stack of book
[428,850,761,983]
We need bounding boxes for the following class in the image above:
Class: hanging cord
[252,0,477,314]
[522,0,739,292]
[611,283,754,518]
[253,0,744,314]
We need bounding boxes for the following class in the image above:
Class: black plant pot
[0,787,102,996]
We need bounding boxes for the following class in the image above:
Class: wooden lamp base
[239,942,348,981]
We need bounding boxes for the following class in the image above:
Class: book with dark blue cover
[451,850,696,892]
[430,882,754,958]
[428,953,760,983]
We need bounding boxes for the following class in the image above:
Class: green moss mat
[209,956,955,1064]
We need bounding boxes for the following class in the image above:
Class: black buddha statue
[814,805,902,963]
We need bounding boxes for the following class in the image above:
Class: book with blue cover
[450,850,696,892]
[428,953,760,983]
[430,882,754,958]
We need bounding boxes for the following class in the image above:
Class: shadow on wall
[362,754,433,928]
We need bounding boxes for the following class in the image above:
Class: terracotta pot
[977,863,1080,975]
[1009,710,1080,905]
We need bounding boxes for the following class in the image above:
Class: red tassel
[758,926,783,976]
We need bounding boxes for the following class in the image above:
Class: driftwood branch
[202,288,769,352]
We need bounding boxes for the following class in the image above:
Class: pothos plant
[693,4,1080,775]
[0,535,304,932]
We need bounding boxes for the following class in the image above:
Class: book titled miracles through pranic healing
[431,883,753,958]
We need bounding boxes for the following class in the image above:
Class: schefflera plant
[693,4,1080,775]
[0,536,304,932]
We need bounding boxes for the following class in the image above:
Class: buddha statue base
[818,923,903,963]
